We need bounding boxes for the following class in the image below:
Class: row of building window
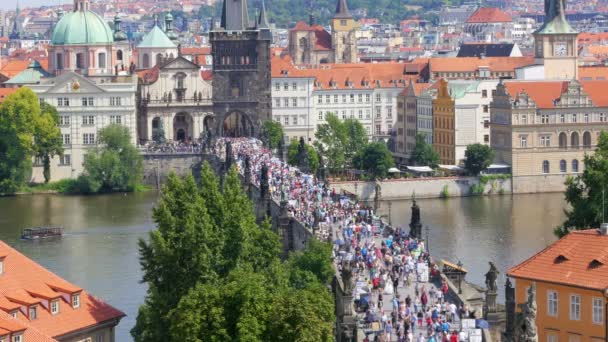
[274,82,300,91]
[55,97,124,107]
[520,132,593,149]
[58,115,122,126]
[546,291,603,324]
[60,133,96,146]
[541,159,580,173]
[55,52,108,70]
[315,93,391,104]
[515,113,606,125]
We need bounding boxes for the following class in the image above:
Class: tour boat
[21,227,63,240]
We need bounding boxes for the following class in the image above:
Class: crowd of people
[141,140,204,154]
[214,137,473,342]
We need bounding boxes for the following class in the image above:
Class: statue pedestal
[409,223,422,239]
[486,290,498,313]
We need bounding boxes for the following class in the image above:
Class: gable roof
[465,7,512,24]
[508,229,608,290]
[290,21,332,51]
[0,240,125,339]
[4,60,51,85]
[504,81,568,108]
[457,43,515,58]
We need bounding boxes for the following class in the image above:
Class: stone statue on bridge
[485,262,499,293]
[260,163,270,200]
[517,283,538,342]
[409,198,422,239]
[297,137,310,174]
[224,141,234,171]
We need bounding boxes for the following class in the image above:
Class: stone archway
[173,112,194,142]
[222,111,254,137]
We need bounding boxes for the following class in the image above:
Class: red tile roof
[290,21,332,50]
[430,56,534,73]
[272,55,422,90]
[504,81,568,108]
[0,60,30,78]
[466,7,512,23]
[0,241,125,339]
[0,89,18,104]
[180,47,211,56]
[508,229,608,290]
[580,80,608,107]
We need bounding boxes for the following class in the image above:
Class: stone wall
[142,153,225,189]
[512,174,568,194]
[331,177,512,200]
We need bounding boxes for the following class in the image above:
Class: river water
[0,192,566,341]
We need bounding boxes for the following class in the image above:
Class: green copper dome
[51,10,114,45]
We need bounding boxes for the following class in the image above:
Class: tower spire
[334,0,352,19]
[258,0,269,29]
[220,0,250,31]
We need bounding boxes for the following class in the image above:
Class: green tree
[353,142,395,180]
[287,139,319,173]
[261,120,284,149]
[0,88,40,193]
[315,113,346,171]
[77,124,143,193]
[133,164,335,342]
[410,133,439,167]
[34,103,63,183]
[556,132,608,237]
[343,118,368,163]
[464,143,494,176]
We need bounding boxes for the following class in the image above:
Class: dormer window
[12,334,22,342]
[72,293,80,309]
[51,299,60,315]
[29,305,37,320]
[0,257,4,275]
[589,259,603,269]
[10,310,17,318]
[555,254,568,263]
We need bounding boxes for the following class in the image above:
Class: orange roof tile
[587,45,608,56]
[272,55,423,89]
[580,80,608,107]
[0,89,18,104]
[508,229,608,290]
[290,21,332,50]
[430,56,534,73]
[466,7,512,23]
[180,47,211,56]
[0,241,125,339]
[504,81,567,109]
[0,60,30,78]
[579,66,608,80]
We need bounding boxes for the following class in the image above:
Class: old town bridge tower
[210,0,272,137]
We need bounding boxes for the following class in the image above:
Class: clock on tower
[553,42,567,56]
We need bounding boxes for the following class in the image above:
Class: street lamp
[425,225,430,254]
[388,201,392,226]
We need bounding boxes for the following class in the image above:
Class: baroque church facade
[288,0,358,64]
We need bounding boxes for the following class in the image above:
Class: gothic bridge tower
[210,0,272,138]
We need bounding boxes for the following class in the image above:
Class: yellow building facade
[433,79,456,165]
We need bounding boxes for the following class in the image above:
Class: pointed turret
[257,0,269,29]
[165,13,178,40]
[405,79,417,97]
[334,0,352,19]
[220,0,251,31]
[113,15,128,41]
[9,2,20,40]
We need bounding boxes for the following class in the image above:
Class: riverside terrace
[212,137,493,342]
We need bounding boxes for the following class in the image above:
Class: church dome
[51,9,113,45]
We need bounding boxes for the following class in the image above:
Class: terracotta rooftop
[430,56,534,73]
[508,229,608,290]
[504,81,568,108]
[272,55,423,90]
[0,240,125,340]
[0,60,31,78]
[0,89,18,103]
[290,21,332,51]
[466,7,512,23]
[578,66,608,80]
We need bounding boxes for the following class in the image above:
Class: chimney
[600,223,608,236]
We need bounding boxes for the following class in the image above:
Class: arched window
[583,131,591,148]
[560,159,566,173]
[571,132,579,148]
[143,54,150,68]
[169,53,174,59]
[76,53,84,69]
[117,50,123,61]
[156,53,162,66]
[542,160,550,174]
[572,159,579,173]
[559,132,567,149]
[56,53,63,70]
[299,37,307,48]
[98,52,106,68]
[176,73,185,89]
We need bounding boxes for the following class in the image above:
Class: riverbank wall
[331,176,512,200]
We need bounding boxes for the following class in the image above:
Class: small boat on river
[21,227,63,240]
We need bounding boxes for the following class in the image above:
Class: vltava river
[0,192,565,341]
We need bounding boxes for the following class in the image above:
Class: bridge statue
[409,199,422,239]
[485,261,499,292]
[517,283,538,342]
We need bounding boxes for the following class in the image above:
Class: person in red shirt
[450,330,458,342]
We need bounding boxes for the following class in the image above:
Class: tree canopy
[315,113,368,172]
[132,164,335,342]
[76,124,143,193]
[0,88,63,193]
[353,142,395,180]
[464,143,494,176]
[261,120,284,150]
[410,133,439,168]
[556,131,608,237]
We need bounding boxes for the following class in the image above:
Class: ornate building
[138,55,213,143]
[210,0,272,137]
[288,0,358,65]
[136,15,179,70]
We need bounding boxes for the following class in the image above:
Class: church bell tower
[534,0,578,80]
[331,0,357,63]
[210,0,272,138]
